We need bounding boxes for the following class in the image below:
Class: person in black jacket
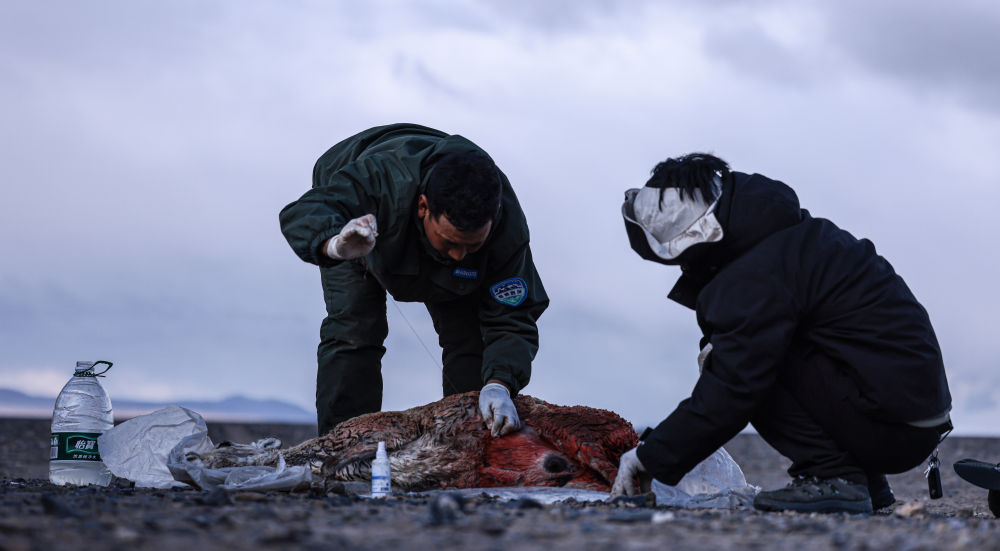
[609,153,952,514]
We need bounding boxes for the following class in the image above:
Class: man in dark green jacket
[279,123,548,436]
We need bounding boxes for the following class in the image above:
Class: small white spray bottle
[371,441,391,498]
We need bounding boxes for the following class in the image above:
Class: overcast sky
[2,1,998,435]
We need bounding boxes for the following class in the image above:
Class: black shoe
[753,476,874,514]
[954,459,1000,490]
[867,473,896,510]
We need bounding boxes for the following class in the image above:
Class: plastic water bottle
[49,361,114,486]
[371,441,391,498]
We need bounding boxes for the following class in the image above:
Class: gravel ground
[3,418,1000,550]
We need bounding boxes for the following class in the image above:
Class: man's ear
[416,194,429,220]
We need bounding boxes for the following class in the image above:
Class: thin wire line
[388,297,442,370]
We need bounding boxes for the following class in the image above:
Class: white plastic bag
[167,435,312,492]
[652,446,759,509]
[98,405,213,489]
[98,404,311,492]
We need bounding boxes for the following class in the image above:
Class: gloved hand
[325,214,378,260]
[478,382,522,437]
[610,447,653,497]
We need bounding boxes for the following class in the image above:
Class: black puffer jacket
[636,171,951,485]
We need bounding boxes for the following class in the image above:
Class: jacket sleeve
[277,156,395,267]
[637,271,798,485]
[478,243,549,395]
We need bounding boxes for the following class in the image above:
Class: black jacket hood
[665,171,803,309]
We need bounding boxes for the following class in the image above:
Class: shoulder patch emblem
[490,277,527,307]
[452,267,479,280]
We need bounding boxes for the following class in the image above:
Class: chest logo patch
[490,277,527,307]
[452,267,479,280]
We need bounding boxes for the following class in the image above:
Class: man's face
[417,194,491,263]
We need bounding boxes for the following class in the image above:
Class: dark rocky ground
[3,417,1000,550]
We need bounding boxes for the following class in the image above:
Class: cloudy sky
[2,1,998,435]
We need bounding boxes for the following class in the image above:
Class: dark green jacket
[279,123,548,394]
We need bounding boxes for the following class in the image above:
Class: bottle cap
[74,361,95,375]
[376,441,387,461]
[73,360,113,377]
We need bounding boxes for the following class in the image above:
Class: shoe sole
[754,497,873,515]
[954,459,1000,490]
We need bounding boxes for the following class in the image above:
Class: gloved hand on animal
[325,214,378,259]
[478,382,522,437]
[610,446,654,497]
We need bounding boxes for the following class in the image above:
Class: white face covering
[623,177,724,261]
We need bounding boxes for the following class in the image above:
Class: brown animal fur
[200,392,638,492]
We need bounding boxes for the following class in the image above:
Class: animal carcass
[198,391,638,492]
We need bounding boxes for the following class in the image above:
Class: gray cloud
[822,1,1000,113]
[683,1,1000,114]
[1,1,998,434]
[703,24,817,87]
[392,54,466,100]
[482,0,638,33]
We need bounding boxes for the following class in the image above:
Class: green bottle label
[50,432,103,462]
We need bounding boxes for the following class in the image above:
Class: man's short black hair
[646,152,730,204]
[425,150,502,232]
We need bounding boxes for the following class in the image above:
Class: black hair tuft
[646,152,730,205]
[425,151,502,232]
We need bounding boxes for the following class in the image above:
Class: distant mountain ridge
[0,387,315,424]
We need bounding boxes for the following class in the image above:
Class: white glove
[325,214,378,260]
[478,383,522,437]
[610,447,653,497]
